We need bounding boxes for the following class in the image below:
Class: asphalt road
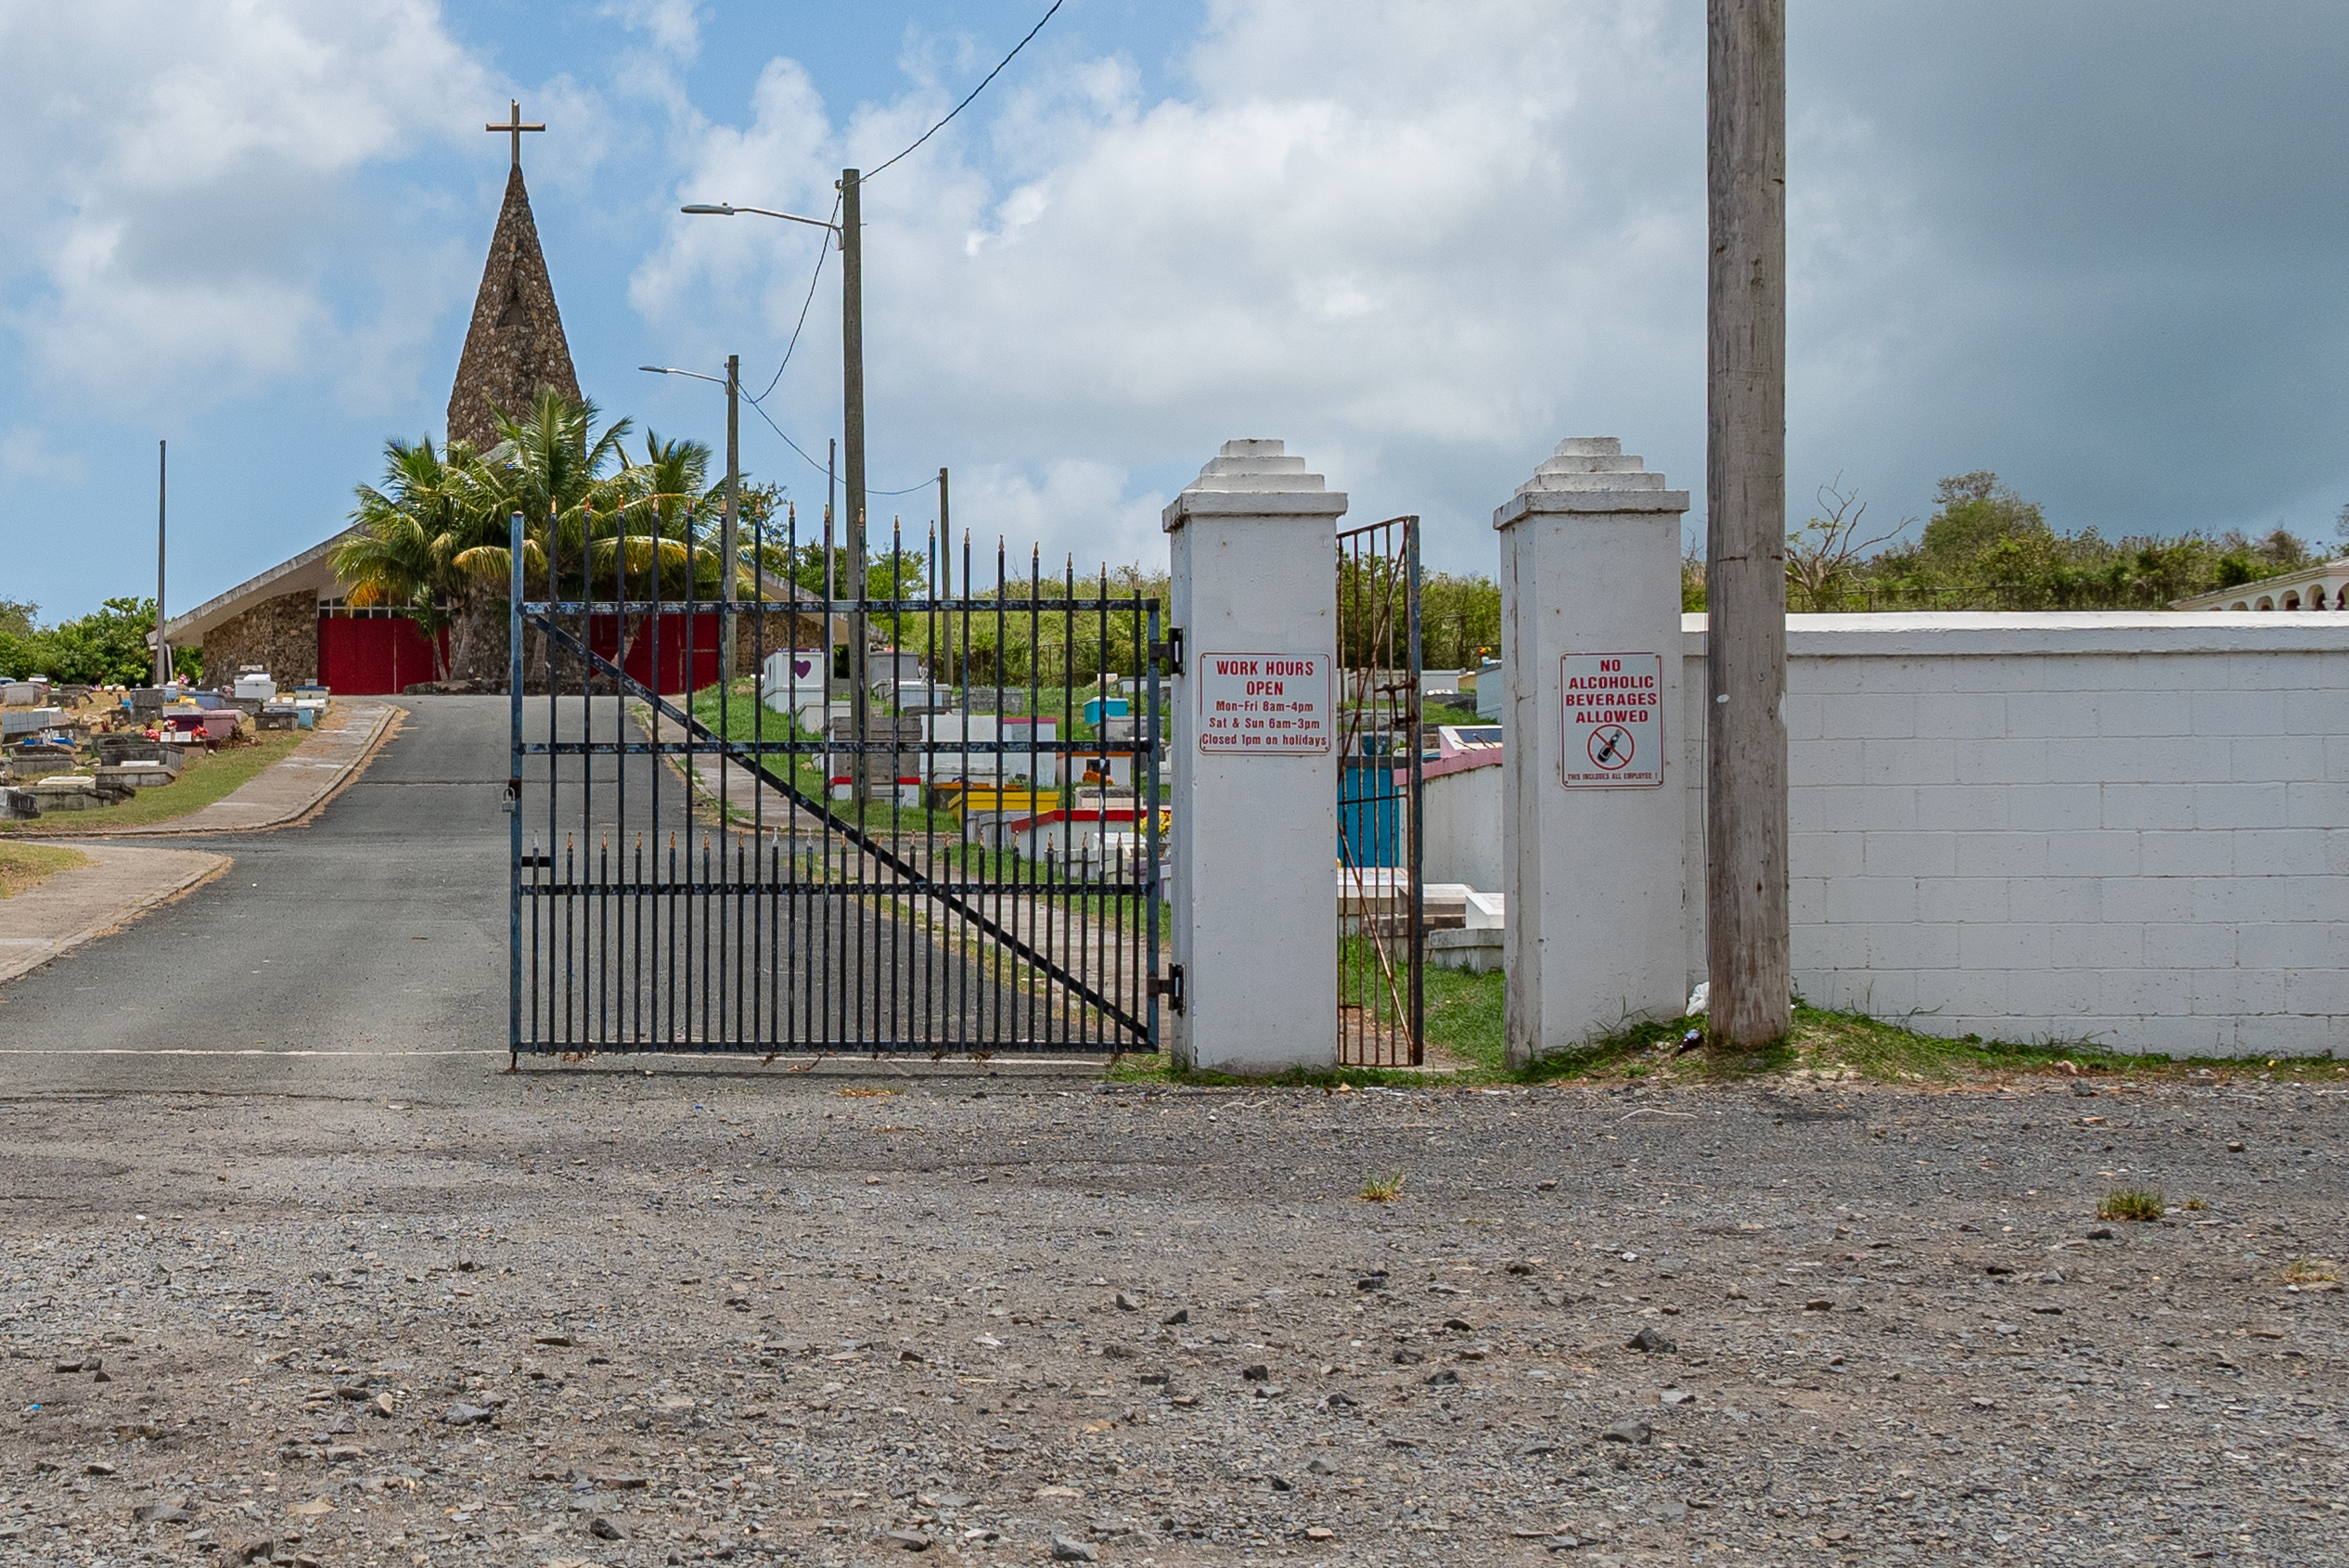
[0,697,515,1099]
[0,696,1057,1097]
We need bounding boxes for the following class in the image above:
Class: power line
[741,392,832,480]
[735,3,1062,503]
[753,191,841,403]
[740,391,937,501]
[864,0,1065,181]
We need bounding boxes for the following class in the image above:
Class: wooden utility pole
[840,167,870,805]
[937,467,952,691]
[1705,0,1791,1047]
[721,352,739,689]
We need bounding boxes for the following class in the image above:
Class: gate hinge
[1150,963,1186,1016]
[1151,627,1184,676]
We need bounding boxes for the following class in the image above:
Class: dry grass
[2282,1256,2342,1284]
[1358,1171,1408,1202]
[0,843,88,898]
[836,1086,904,1099]
[2099,1188,2166,1223]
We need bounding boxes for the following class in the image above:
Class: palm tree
[333,437,494,682]
[599,431,722,669]
[452,388,634,595]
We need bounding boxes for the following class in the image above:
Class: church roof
[158,529,357,647]
[446,163,581,452]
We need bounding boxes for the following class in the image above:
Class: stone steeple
[446,157,580,453]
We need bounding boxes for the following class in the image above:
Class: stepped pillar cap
[1164,440,1348,530]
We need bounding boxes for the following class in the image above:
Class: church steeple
[447,101,580,453]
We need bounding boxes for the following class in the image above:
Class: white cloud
[0,0,494,416]
[0,428,87,488]
[601,0,704,59]
[634,0,1707,574]
[943,460,1169,579]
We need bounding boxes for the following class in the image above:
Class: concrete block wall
[1679,612,2349,1056]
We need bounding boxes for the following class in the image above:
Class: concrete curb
[0,846,232,988]
[14,700,404,840]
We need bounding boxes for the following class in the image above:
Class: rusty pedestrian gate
[506,508,1165,1060]
[1337,514,1425,1067]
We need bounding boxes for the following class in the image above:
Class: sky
[6,0,2349,621]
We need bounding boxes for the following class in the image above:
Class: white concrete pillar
[1164,440,1347,1073]
[1495,438,1690,1066]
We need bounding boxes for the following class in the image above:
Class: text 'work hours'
[1197,652,1332,754]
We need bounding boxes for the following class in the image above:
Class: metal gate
[506,507,1163,1060]
[1336,514,1424,1066]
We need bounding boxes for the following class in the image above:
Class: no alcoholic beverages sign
[1560,652,1662,788]
[1198,652,1331,754]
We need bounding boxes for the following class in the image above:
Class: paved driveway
[0,697,512,1099]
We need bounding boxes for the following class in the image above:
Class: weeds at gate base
[1114,971,2349,1090]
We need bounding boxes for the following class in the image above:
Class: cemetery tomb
[95,762,174,792]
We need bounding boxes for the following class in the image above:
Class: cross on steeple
[485,98,545,170]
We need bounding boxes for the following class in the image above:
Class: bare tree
[1784,477,1907,611]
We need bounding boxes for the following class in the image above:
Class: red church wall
[584,611,723,692]
[313,611,725,695]
[318,616,449,695]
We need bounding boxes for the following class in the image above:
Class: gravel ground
[0,1068,2342,1568]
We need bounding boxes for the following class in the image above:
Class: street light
[684,173,870,803]
[638,357,741,691]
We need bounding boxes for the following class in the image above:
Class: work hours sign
[1197,651,1331,754]
[1560,652,1662,787]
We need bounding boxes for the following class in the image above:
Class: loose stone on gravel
[0,1070,2339,1564]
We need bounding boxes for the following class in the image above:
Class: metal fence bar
[1335,514,1425,1068]
[513,555,1162,1055]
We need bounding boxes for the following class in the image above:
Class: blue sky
[7,1,2349,621]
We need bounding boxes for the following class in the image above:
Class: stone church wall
[201,591,318,686]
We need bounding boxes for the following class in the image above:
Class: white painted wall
[1421,762,1504,893]
[1678,612,2349,1057]
[1496,438,1689,1065]
[1165,440,1344,1073]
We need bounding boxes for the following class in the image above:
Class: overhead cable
[753,191,843,403]
[863,0,1065,181]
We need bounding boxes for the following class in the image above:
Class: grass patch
[2099,1188,2166,1223]
[2282,1256,2341,1284]
[1358,1171,1407,1202]
[0,728,309,835]
[1112,975,2349,1091]
[1423,961,1505,1068]
[836,1086,902,1099]
[0,843,88,897]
